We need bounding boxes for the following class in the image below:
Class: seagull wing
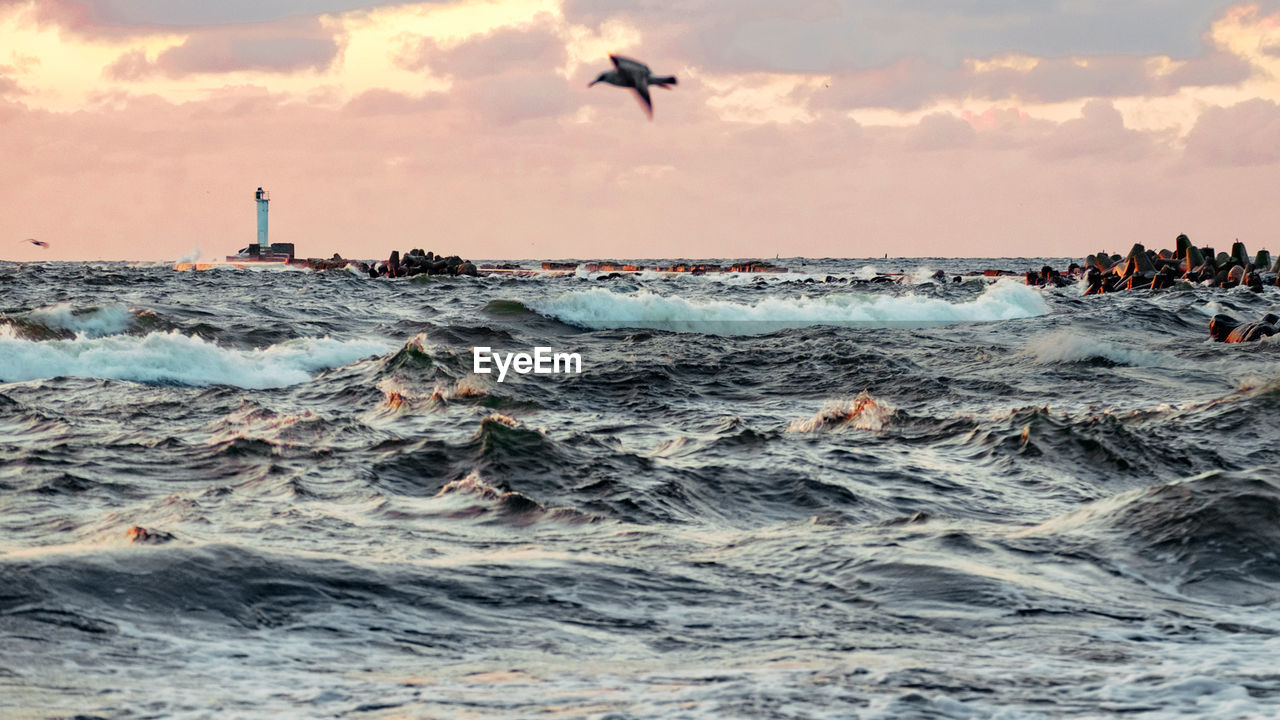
[610,55,651,84]
[630,82,653,119]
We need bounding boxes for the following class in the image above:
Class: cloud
[453,69,574,125]
[95,17,342,79]
[343,88,447,115]
[393,15,567,77]
[1163,50,1255,87]
[1002,57,1153,104]
[0,60,24,97]
[810,58,958,112]
[1,0,399,35]
[905,112,976,151]
[1185,98,1280,166]
[563,0,1251,71]
[154,20,341,75]
[1035,99,1155,161]
[811,50,1259,112]
[103,49,155,81]
[382,16,577,125]
[0,55,37,97]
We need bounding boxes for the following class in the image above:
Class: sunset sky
[4,0,1280,261]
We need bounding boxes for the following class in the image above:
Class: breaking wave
[2,302,137,340]
[0,331,390,387]
[529,279,1048,335]
[1025,331,1181,367]
[787,391,896,433]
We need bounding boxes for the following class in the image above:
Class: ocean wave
[528,279,1048,335]
[1,302,143,341]
[1024,331,1181,367]
[907,266,941,284]
[431,471,595,525]
[787,392,895,433]
[0,330,390,388]
[27,302,135,338]
[1015,470,1280,603]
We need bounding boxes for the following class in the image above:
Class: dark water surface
[2,259,1279,718]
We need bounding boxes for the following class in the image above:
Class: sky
[4,0,1280,261]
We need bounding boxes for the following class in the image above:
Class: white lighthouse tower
[224,186,292,262]
[255,187,270,248]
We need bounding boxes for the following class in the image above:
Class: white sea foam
[530,279,1048,335]
[907,266,940,284]
[1025,331,1178,367]
[623,269,811,285]
[787,392,894,433]
[0,331,390,387]
[27,303,134,338]
[1201,301,1227,317]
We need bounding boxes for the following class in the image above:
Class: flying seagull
[24,239,49,248]
[589,55,677,119]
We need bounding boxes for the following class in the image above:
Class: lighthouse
[255,187,270,248]
[223,187,292,262]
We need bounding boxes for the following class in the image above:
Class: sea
[2,258,1279,719]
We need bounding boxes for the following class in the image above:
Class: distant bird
[24,239,49,248]
[589,55,677,119]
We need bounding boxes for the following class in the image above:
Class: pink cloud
[905,112,976,151]
[0,0,88,30]
[0,0,390,39]
[96,25,342,83]
[394,15,566,77]
[153,21,341,76]
[997,56,1152,104]
[343,89,448,116]
[103,49,155,81]
[812,50,1260,112]
[452,70,574,126]
[1162,51,1255,88]
[1035,99,1155,162]
[1184,99,1280,167]
[381,18,587,126]
[0,75,23,98]
[812,57,956,112]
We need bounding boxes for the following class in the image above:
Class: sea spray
[26,303,135,338]
[0,331,391,387]
[1025,331,1180,367]
[529,279,1048,334]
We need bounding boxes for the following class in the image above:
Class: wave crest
[1017,470,1280,603]
[435,471,594,524]
[2,302,140,340]
[529,280,1047,335]
[788,391,895,433]
[0,331,390,387]
[1025,331,1179,367]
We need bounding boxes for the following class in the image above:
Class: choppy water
[2,259,1279,719]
